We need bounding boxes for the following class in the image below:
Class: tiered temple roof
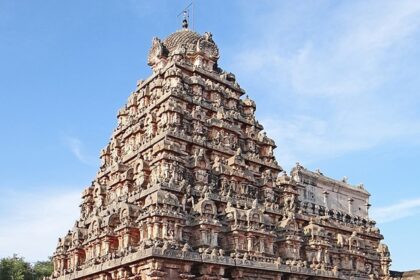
[51,24,392,280]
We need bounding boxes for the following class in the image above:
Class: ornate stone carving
[51,24,393,280]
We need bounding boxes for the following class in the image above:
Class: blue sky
[0,0,419,271]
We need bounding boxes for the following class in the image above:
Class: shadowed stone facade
[391,270,420,280]
[51,23,395,280]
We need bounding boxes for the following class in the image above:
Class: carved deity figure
[337,233,345,247]
[348,231,359,250]
[303,219,324,240]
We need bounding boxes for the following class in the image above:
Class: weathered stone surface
[51,23,395,280]
[392,270,420,280]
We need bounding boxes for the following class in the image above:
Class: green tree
[0,255,53,280]
[0,255,32,280]
[32,260,53,279]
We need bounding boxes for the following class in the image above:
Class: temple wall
[400,270,420,280]
[293,168,370,218]
[50,25,393,280]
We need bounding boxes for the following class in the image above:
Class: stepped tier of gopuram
[51,22,393,280]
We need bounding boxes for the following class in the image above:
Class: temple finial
[178,2,193,30]
[182,10,188,29]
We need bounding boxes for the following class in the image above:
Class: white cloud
[0,189,80,262]
[229,1,420,168]
[262,107,420,170]
[64,136,97,166]
[234,1,420,97]
[371,198,420,224]
[289,1,420,97]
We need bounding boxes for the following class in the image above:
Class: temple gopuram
[51,20,394,280]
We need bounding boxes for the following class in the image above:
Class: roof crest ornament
[182,11,188,29]
[178,2,194,30]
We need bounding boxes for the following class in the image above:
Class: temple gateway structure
[51,22,394,280]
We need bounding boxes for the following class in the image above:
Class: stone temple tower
[51,22,393,280]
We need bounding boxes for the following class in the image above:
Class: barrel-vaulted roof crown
[163,29,202,52]
[147,29,220,71]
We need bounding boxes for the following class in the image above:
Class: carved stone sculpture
[50,21,393,280]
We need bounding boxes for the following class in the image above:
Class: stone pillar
[118,235,123,252]
[110,270,118,280]
[85,246,90,260]
[179,263,195,280]
[146,260,167,280]
[211,230,218,247]
[365,201,371,216]
[99,272,111,280]
[380,257,391,277]
[72,255,78,270]
[314,204,320,215]
[92,242,97,257]
[231,269,243,280]
[311,203,316,214]
[234,236,239,250]
[147,222,153,239]
[201,230,207,245]
[117,267,129,279]
[123,230,131,248]
[275,274,283,280]
[162,219,168,239]
[247,235,253,251]
[90,244,94,259]
[268,239,274,254]
[103,237,110,255]
[59,257,65,272]
[75,255,81,270]
[139,222,144,241]
[67,255,73,270]
[153,221,160,239]
[175,222,182,241]
[259,238,265,252]
[348,198,354,215]
[323,191,329,209]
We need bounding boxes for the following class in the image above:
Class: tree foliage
[0,255,53,280]
[32,261,53,279]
